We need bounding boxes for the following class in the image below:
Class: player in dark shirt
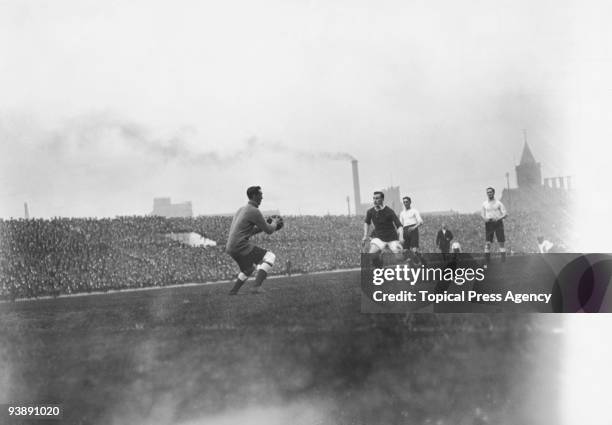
[226,186,281,295]
[362,191,403,255]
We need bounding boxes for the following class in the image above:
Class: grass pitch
[0,260,563,425]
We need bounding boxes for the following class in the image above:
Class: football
[267,215,284,230]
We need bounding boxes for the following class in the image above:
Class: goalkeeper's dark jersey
[226,201,269,256]
[365,206,402,242]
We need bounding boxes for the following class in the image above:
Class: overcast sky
[0,0,607,218]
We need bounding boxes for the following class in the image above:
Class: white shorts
[370,238,403,254]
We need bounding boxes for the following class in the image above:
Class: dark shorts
[485,220,505,243]
[403,226,419,249]
[230,246,267,273]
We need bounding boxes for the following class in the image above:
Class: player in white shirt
[481,187,508,264]
[399,196,426,265]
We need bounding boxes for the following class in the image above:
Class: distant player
[362,191,403,259]
[481,187,508,264]
[226,186,281,295]
[537,236,554,253]
[399,196,426,265]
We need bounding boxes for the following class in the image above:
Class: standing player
[226,186,281,295]
[399,196,426,265]
[362,191,403,261]
[481,187,508,265]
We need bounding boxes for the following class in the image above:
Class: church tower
[515,142,542,188]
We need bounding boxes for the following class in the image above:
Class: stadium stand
[0,212,569,300]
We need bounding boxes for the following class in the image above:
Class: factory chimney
[351,159,362,216]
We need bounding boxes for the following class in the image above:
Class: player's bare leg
[251,252,276,294]
[229,266,255,295]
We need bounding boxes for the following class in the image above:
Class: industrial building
[350,159,402,216]
[151,198,193,218]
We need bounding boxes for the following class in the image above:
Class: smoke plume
[44,113,257,166]
[247,138,355,162]
[42,113,355,166]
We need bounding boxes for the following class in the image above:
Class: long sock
[500,249,507,262]
[485,252,491,264]
[229,271,250,294]
[253,269,268,287]
[229,277,248,294]
[416,251,427,265]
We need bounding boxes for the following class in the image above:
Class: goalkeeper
[226,186,283,295]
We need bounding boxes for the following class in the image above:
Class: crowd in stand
[0,211,570,300]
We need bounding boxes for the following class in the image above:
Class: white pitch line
[0,267,361,304]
